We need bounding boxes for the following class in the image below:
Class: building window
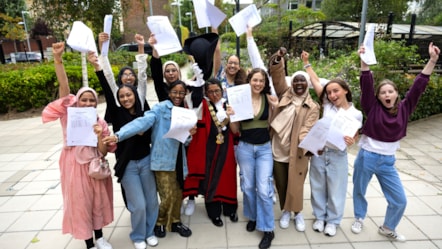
[288,1,298,10]
[289,0,322,10]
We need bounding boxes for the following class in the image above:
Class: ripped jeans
[237,141,275,232]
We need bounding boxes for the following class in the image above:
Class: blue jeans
[121,154,159,242]
[310,147,348,225]
[353,148,407,230]
[236,141,274,232]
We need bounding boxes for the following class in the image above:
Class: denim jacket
[116,100,188,177]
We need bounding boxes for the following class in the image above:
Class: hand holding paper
[360,24,377,65]
[101,15,113,56]
[146,16,182,56]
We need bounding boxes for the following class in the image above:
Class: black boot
[259,231,274,249]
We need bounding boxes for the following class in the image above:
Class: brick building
[120,0,170,44]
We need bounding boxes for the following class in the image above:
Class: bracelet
[303,63,312,69]
[54,60,63,64]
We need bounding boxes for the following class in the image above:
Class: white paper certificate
[101,15,113,56]
[228,4,262,37]
[67,21,97,54]
[163,107,198,143]
[299,117,330,156]
[147,16,182,56]
[226,84,254,122]
[361,23,377,65]
[193,0,226,29]
[66,107,97,147]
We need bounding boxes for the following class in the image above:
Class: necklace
[208,103,229,144]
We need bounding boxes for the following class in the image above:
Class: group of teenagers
[42,25,440,249]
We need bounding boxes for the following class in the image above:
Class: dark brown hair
[319,78,353,106]
[246,68,271,95]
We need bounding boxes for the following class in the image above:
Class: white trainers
[134,241,146,249]
[184,199,195,216]
[96,237,113,249]
[146,235,159,247]
[279,210,291,229]
[351,218,364,234]
[324,223,337,237]
[312,220,324,232]
[294,213,306,232]
[378,226,406,242]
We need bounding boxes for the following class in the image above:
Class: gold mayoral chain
[208,104,229,144]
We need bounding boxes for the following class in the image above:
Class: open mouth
[386,99,391,104]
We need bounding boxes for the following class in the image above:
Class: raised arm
[212,27,221,78]
[302,51,322,97]
[422,42,440,75]
[98,32,118,101]
[359,45,370,71]
[135,33,148,109]
[268,48,288,96]
[148,33,169,101]
[246,26,266,70]
[52,42,69,98]
[87,51,119,113]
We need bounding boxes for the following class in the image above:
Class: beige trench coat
[269,55,320,212]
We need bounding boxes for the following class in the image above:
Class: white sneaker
[134,241,146,249]
[96,237,113,249]
[351,218,364,234]
[146,235,159,247]
[184,199,195,216]
[279,210,291,229]
[312,220,324,232]
[294,213,306,232]
[378,226,406,242]
[324,223,337,237]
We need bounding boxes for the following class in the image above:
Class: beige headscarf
[162,60,182,83]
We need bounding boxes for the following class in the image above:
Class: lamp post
[21,11,31,52]
[185,12,193,33]
[171,1,182,27]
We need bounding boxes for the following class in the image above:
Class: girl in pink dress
[42,42,116,249]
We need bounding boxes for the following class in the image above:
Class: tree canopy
[30,0,121,40]
[320,0,409,23]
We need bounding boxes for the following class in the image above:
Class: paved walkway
[0,79,441,249]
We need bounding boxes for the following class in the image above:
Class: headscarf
[75,87,98,107]
[162,60,182,83]
[291,71,312,88]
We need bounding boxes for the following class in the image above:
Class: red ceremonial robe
[184,99,237,205]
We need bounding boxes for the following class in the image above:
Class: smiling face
[118,86,136,112]
[249,71,266,95]
[168,84,186,106]
[206,83,223,103]
[377,82,399,109]
[77,91,97,108]
[121,69,136,85]
[164,64,179,84]
[225,55,240,77]
[325,82,349,108]
[291,75,308,96]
